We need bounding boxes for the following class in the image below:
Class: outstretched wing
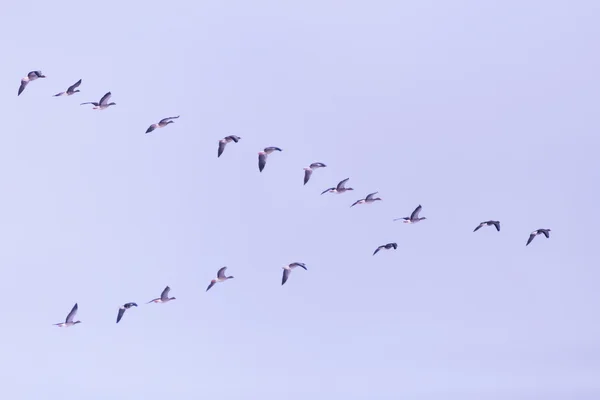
[217,267,227,279]
[493,221,500,232]
[473,223,483,232]
[258,153,267,172]
[282,269,290,285]
[321,187,333,195]
[68,79,82,92]
[206,281,216,292]
[160,286,171,300]
[373,246,382,256]
[18,80,28,96]
[365,192,378,201]
[116,307,126,323]
[99,92,112,105]
[290,262,306,270]
[160,116,179,123]
[336,178,350,190]
[80,102,98,106]
[410,205,422,220]
[66,303,78,323]
[350,199,361,207]
[304,169,313,185]
[218,140,226,157]
[526,233,536,246]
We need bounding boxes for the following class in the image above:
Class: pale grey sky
[2,1,599,399]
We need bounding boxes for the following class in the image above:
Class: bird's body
[218,135,241,157]
[258,146,282,172]
[206,267,235,291]
[526,229,551,246]
[18,70,46,96]
[373,242,398,256]
[394,205,427,223]
[53,79,82,97]
[145,116,180,133]
[53,303,81,327]
[282,262,307,285]
[303,162,327,185]
[116,302,138,323]
[351,192,382,207]
[321,178,354,195]
[80,92,116,110]
[147,286,176,303]
[473,220,500,232]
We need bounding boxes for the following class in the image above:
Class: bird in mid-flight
[373,242,397,256]
[351,192,382,207]
[526,229,551,246]
[53,79,82,97]
[282,262,307,286]
[147,286,176,304]
[18,71,46,96]
[394,204,427,224]
[258,147,282,172]
[206,267,235,292]
[116,302,138,323]
[218,135,241,157]
[473,220,500,232]
[303,162,327,185]
[321,178,354,195]
[53,303,81,327]
[80,92,116,110]
[145,116,180,133]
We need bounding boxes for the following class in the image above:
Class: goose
[80,92,116,110]
[394,204,427,223]
[258,147,282,172]
[303,162,327,185]
[373,242,398,256]
[218,135,241,157]
[53,303,81,327]
[206,267,234,292]
[145,116,180,133]
[321,178,354,195]
[18,70,46,96]
[473,220,500,232]
[282,262,307,286]
[351,192,382,207]
[53,79,82,97]
[526,229,551,246]
[116,302,138,324]
[146,286,176,304]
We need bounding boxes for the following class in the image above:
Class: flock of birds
[18,70,552,328]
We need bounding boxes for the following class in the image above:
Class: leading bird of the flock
[53,303,81,328]
[145,116,180,134]
[351,192,382,207]
[373,242,398,256]
[206,267,235,292]
[303,162,327,185]
[473,220,500,232]
[258,146,282,172]
[53,79,82,97]
[394,204,427,224]
[526,229,551,246]
[146,286,176,304]
[116,302,138,324]
[218,135,241,157]
[282,262,307,286]
[80,92,116,110]
[18,70,46,96]
[321,177,354,195]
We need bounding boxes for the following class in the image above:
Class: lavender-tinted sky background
[2,1,599,399]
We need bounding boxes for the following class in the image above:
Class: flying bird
[321,178,354,195]
[258,147,282,172]
[53,303,81,327]
[80,92,116,110]
[526,229,551,246]
[145,116,180,133]
[218,135,241,157]
[18,70,46,96]
[394,204,427,223]
[53,79,82,97]
[351,192,382,207]
[282,262,307,286]
[373,242,398,256]
[206,267,235,292]
[473,220,500,232]
[146,286,176,304]
[303,162,327,185]
[116,302,138,324]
